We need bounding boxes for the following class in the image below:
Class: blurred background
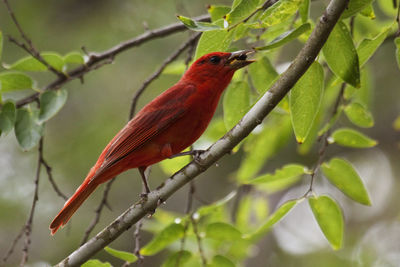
[0,0,399,266]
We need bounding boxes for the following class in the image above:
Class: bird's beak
[226,50,255,69]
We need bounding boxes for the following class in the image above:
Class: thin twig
[57,0,350,264]
[349,16,355,36]
[176,182,195,266]
[80,179,115,245]
[15,14,210,109]
[2,225,25,264]
[2,125,65,265]
[302,82,346,198]
[302,15,356,197]
[2,0,66,78]
[41,157,68,201]
[231,185,252,223]
[20,138,43,266]
[184,38,196,70]
[133,220,144,266]
[190,215,207,267]
[129,33,200,118]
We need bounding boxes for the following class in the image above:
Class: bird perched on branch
[50,50,254,235]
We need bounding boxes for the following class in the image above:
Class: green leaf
[256,23,311,51]
[290,62,324,143]
[253,197,269,222]
[232,0,243,9]
[248,164,307,184]
[344,102,374,128]
[0,72,33,92]
[64,51,85,64]
[308,195,344,250]
[197,191,236,217]
[357,27,391,67]
[360,4,376,19]
[162,250,192,267]
[104,247,137,263]
[0,102,16,135]
[206,222,242,241]
[258,19,292,42]
[0,31,3,62]
[377,0,398,16]
[395,38,400,70]
[81,259,112,267]
[223,81,250,130]
[141,222,184,255]
[225,0,260,25]
[323,21,360,87]
[237,114,292,181]
[298,110,322,155]
[321,158,371,205]
[299,0,310,23]
[14,108,44,151]
[331,128,377,148]
[208,255,235,267]
[236,195,269,232]
[248,56,278,93]
[257,174,301,193]
[194,22,235,59]
[343,67,372,107]
[245,199,298,240]
[177,15,222,32]
[260,0,303,27]
[38,89,68,123]
[208,5,231,22]
[159,152,191,176]
[341,0,374,18]
[6,52,64,72]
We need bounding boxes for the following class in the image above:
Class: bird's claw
[192,149,205,161]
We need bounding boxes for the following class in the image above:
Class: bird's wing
[103,107,185,167]
[99,83,196,171]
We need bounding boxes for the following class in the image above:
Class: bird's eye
[209,56,221,64]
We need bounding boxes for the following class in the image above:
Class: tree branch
[56,0,349,265]
[14,14,210,109]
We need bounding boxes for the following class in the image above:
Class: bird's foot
[191,149,205,161]
[170,149,206,161]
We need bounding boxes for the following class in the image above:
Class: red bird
[50,51,254,235]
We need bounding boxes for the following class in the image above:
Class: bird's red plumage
[50,51,253,235]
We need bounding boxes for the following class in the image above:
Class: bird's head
[182,50,255,87]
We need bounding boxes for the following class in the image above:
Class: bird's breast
[154,91,220,155]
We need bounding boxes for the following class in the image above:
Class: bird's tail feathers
[49,177,98,235]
